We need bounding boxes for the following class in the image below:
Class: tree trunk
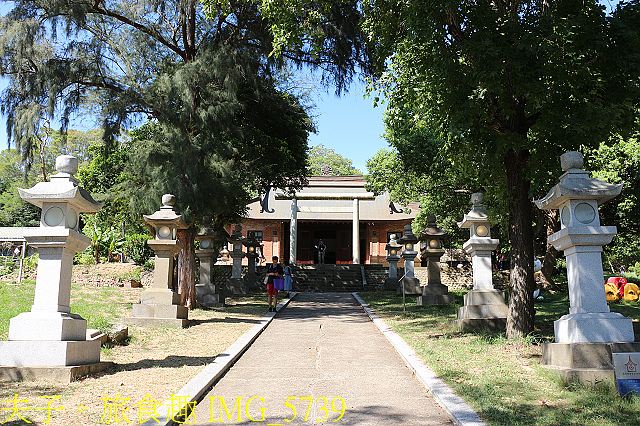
[505,148,536,339]
[177,226,197,309]
[540,210,560,290]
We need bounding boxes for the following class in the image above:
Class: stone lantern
[0,155,110,378]
[384,234,402,290]
[227,225,247,294]
[397,224,421,295]
[195,217,224,307]
[244,235,260,276]
[417,215,454,306]
[129,194,189,328]
[536,152,632,343]
[454,193,506,330]
[534,151,639,384]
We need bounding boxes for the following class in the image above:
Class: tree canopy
[307,143,361,175]
[363,0,640,337]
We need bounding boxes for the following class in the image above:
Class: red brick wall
[364,221,412,264]
[225,219,285,265]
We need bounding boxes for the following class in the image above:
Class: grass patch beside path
[359,291,640,426]
[0,276,268,425]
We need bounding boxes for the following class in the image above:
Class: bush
[0,257,16,276]
[74,248,95,265]
[125,233,154,266]
[629,262,640,277]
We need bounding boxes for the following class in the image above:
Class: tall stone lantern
[535,151,639,385]
[397,224,421,295]
[227,225,247,294]
[195,217,224,307]
[454,193,507,330]
[128,194,189,328]
[536,152,632,343]
[384,234,402,290]
[0,155,109,377]
[244,235,260,276]
[417,215,454,306]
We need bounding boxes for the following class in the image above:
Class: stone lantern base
[542,342,640,386]
[0,312,112,383]
[397,277,421,296]
[384,277,399,291]
[554,312,634,343]
[453,289,508,331]
[196,283,225,307]
[127,289,189,328]
[416,284,455,306]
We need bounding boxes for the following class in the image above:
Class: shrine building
[235,175,418,264]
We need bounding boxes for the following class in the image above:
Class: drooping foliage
[363,0,640,337]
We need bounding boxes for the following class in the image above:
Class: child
[283,260,293,298]
[266,256,283,312]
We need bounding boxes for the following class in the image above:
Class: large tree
[363,0,640,337]
[307,143,361,175]
[1,0,372,307]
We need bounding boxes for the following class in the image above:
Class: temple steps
[291,264,367,292]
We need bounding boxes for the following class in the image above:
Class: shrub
[125,233,154,265]
[74,249,95,265]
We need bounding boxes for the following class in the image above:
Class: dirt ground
[0,263,267,426]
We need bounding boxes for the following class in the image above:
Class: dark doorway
[296,223,352,264]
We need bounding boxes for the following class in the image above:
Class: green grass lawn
[359,290,640,426]
[0,280,36,340]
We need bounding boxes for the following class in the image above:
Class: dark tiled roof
[246,176,418,221]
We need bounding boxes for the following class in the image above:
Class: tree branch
[90,0,186,61]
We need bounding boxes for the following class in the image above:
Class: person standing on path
[283,259,293,297]
[317,239,326,264]
[266,256,283,312]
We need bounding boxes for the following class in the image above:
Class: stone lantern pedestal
[454,193,507,331]
[195,219,224,307]
[417,215,454,306]
[535,152,640,385]
[397,225,421,296]
[128,195,189,328]
[227,225,248,294]
[384,234,402,290]
[0,155,111,382]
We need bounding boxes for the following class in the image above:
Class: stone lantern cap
[227,225,245,242]
[243,235,260,248]
[195,217,221,240]
[419,215,448,240]
[18,155,102,213]
[143,194,188,237]
[385,233,403,251]
[398,224,418,246]
[458,193,490,229]
[535,151,622,210]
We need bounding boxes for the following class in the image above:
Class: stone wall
[414,266,474,290]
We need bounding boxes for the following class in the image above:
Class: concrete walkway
[192,293,453,425]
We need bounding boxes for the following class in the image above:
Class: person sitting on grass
[266,256,283,312]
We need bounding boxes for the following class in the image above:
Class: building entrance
[296,223,363,264]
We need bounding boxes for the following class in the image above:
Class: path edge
[352,292,487,426]
[141,292,297,426]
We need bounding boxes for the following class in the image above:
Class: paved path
[192,293,453,425]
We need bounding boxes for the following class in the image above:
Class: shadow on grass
[106,355,218,374]
[189,317,263,326]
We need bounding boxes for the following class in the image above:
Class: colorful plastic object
[605,282,620,301]
[607,276,628,297]
[623,283,640,301]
